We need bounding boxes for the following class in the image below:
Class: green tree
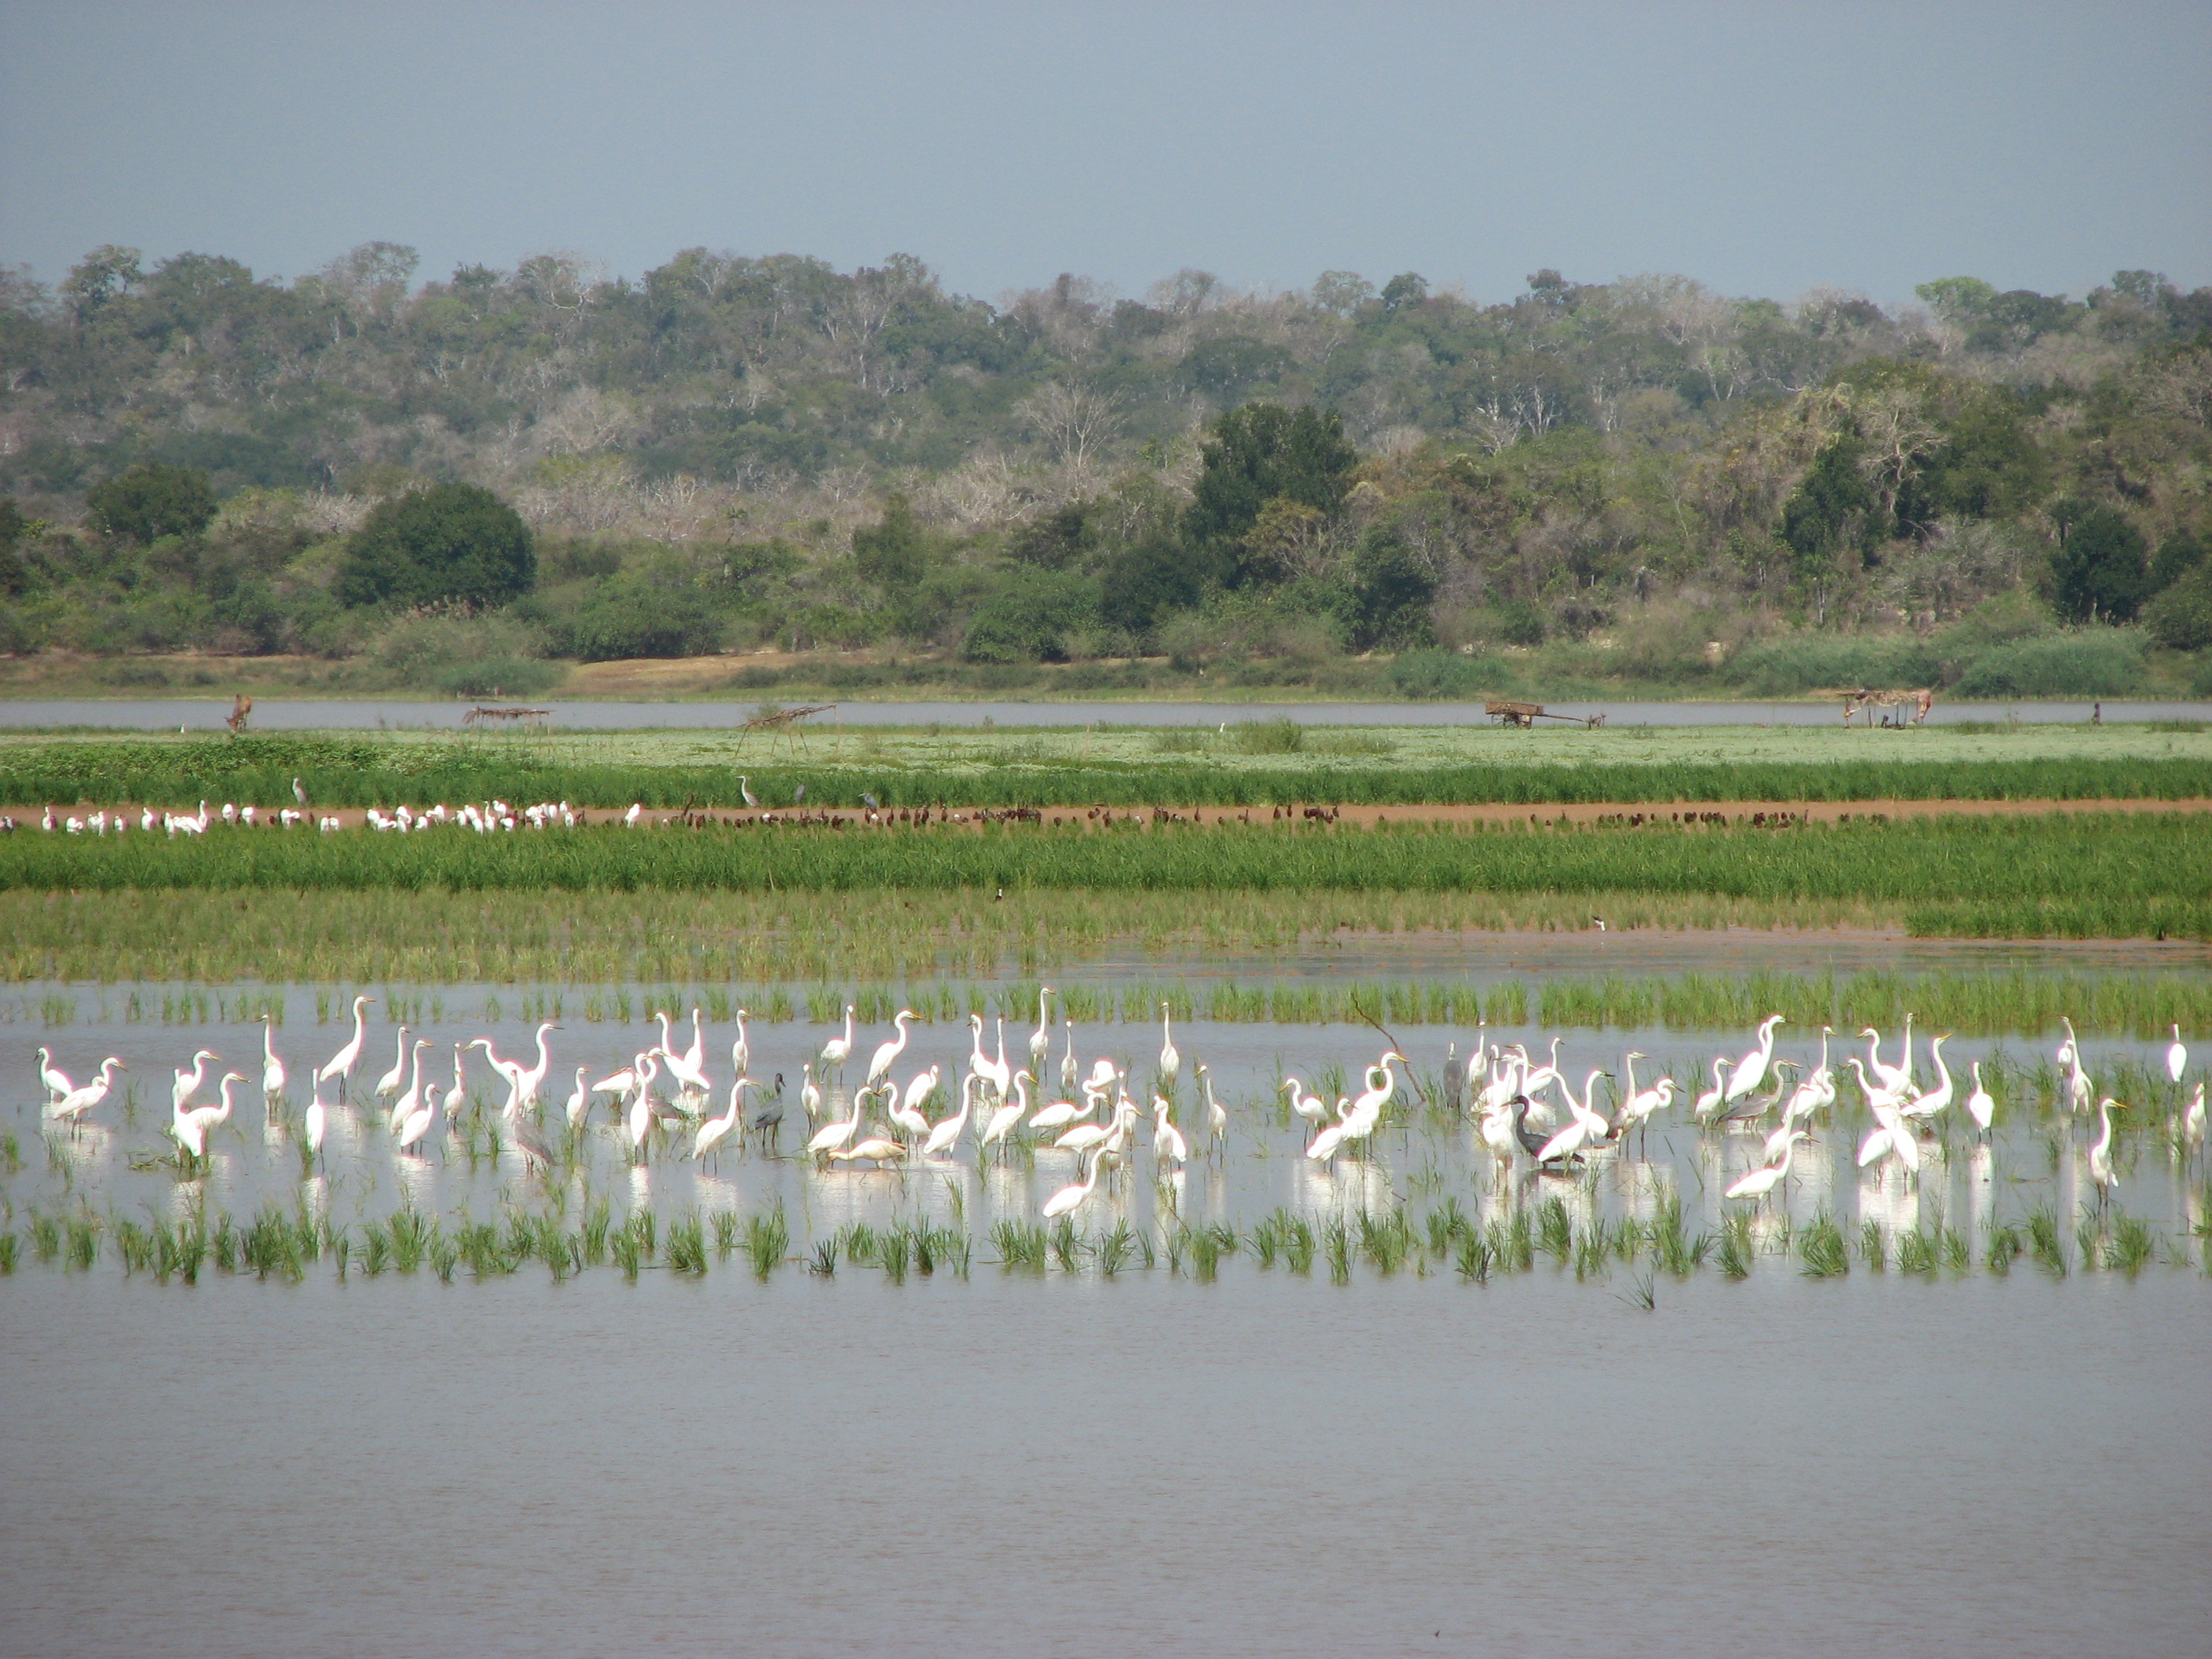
[851,493,929,592]
[2049,502,2151,623]
[2148,528,2204,593]
[1344,527,1437,650]
[338,482,535,609]
[1183,404,1358,585]
[1101,535,1204,633]
[962,571,1098,663]
[2142,563,2212,650]
[85,463,218,543]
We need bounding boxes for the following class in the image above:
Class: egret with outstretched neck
[1724,1015,1785,1102]
[317,995,373,1100]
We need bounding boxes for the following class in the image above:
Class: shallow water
[6,991,2207,1656]
[5,695,2207,731]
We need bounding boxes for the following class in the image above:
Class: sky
[2,0,2208,310]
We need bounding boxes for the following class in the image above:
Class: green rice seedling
[1620,1269,1657,1311]
[610,1227,643,1281]
[1941,1222,1971,1273]
[1096,1220,1134,1276]
[580,1198,612,1265]
[330,1230,349,1281]
[212,1213,237,1273]
[0,1232,16,1275]
[842,1221,878,1265]
[665,1214,708,1276]
[112,1217,153,1274]
[1161,1224,1185,1276]
[1426,1198,1471,1256]
[1859,1220,1888,1272]
[64,1211,100,1271]
[430,1236,459,1284]
[1716,1212,1753,1280]
[990,1219,1047,1273]
[711,1208,741,1259]
[810,1236,837,1276]
[1455,1229,1494,1282]
[1897,1227,1937,1276]
[1248,1210,1285,1269]
[30,1210,61,1264]
[1,1133,20,1177]
[2109,1214,2155,1277]
[1985,1221,2021,1273]
[628,1208,658,1262]
[1190,1224,1236,1283]
[932,1226,972,1279]
[1536,1197,1573,1265]
[1649,1192,1696,1278]
[743,1206,789,1281]
[1573,1218,1619,1282]
[361,1221,390,1276]
[1356,1208,1412,1275]
[1050,1216,1083,1273]
[877,1225,911,1284]
[1283,1215,1316,1276]
[2075,1214,2104,1273]
[1322,1216,1353,1284]
[1491,1210,1535,1274]
[1798,1214,1850,1278]
[2027,1205,2067,1276]
[388,1207,431,1273]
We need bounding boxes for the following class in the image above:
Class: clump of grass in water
[0,1232,16,1275]
[627,1208,658,1263]
[809,1237,837,1276]
[711,1209,741,1260]
[211,1212,238,1274]
[1357,1209,1412,1275]
[1189,1224,1236,1283]
[2026,1205,2067,1276]
[1455,1230,1494,1283]
[665,1213,708,1276]
[1897,1226,1938,1276]
[1536,1197,1573,1265]
[1985,1221,2021,1273]
[361,1221,390,1276]
[1049,1217,1083,1273]
[1619,1269,1657,1311]
[64,1211,101,1272]
[1859,1220,1888,1273]
[1322,1216,1353,1284]
[580,1199,612,1267]
[743,1206,788,1282]
[1425,1198,1471,1257]
[1798,1214,1850,1279]
[2075,1214,2105,1273]
[1648,1192,1706,1277]
[430,1235,460,1284]
[1282,1215,1317,1276]
[610,1227,643,1281]
[990,1220,1047,1273]
[2109,1214,2155,1278]
[1716,1211,1754,1280]
[1096,1220,1134,1276]
[1248,1210,1288,1269]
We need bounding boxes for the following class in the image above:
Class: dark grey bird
[511,1116,555,1172]
[861,791,881,811]
[1511,1096,1553,1160]
[738,775,759,808]
[1441,1043,1466,1115]
[793,783,806,804]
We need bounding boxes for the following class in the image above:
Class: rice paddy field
[5,713,2207,1656]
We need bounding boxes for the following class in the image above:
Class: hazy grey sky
[3,1,2207,308]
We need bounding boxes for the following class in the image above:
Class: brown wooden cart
[1485,699,1605,729]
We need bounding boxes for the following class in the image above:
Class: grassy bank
[8,729,2212,810]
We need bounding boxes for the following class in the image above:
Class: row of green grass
[1,815,2203,938]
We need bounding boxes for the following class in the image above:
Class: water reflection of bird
[1726,1130,1807,1203]
[1042,1148,1109,1217]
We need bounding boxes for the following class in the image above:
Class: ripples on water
[4,991,2207,1657]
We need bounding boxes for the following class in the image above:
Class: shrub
[961,573,1098,664]
[86,464,218,543]
[370,611,551,687]
[339,483,535,610]
[2142,565,2212,651]
[1390,650,1489,699]
[536,580,726,661]
[1729,635,1941,694]
[1950,631,2146,698]
[435,657,562,698]
[2049,502,2151,623]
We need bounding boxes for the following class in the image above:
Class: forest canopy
[0,243,2207,696]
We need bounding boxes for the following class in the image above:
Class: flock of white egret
[33,989,2205,1220]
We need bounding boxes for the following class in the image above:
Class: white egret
[980,1073,1032,1152]
[1281,1075,1328,1129]
[1157,1002,1181,1095]
[35,1047,74,1102]
[1844,1057,1911,1114]
[258,1013,287,1102]
[1899,1034,1954,1121]
[2054,1016,2078,1074]
[371,1025,412,1107]
[441,1043,469,1123]
[799,1061,824,1124]
[172,1048,220,1113]
[1856,1102,1921,1175]
[693,1078,756,1166]
[2088,1097,2126,1201]
[922,1073,977,1158]
[1858,1027,1908,1096]
[1692,1058,1733,1122]
[806,1082,869,1158]
[304,1079,327,1163]
[387,1039,431,1132]
[830,1137,907,1168]
[1042,1148,1108,1218]
[1059,1017,1079,1099]
[1028,987,1053,1079]
[564,1066,591,1126]
[2166,1024,2188,1084]
[1057,1091,1138,1157]
[181,1071,247,1150]
[1028,1089,1097,1133]
[49,1058,124,1126]
[820,1005,856,1074]
[891,1064,940,1142]
[1965,1061,1995,1133]
[395,1055,439,1156]
[729,1008,750,1084]
[1152,1095,1188,1166]
[1723,1015,1785,1102]
[1725,1130,1808,1203]
[1196,1062,1227,1155]
[866,1009,918,1090]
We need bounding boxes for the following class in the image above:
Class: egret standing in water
[317,995,373,1101]
[1965,1062,1995,1135]
[1157,1003,1181,1097]
[2088,1097,2126,1206]
[2167,1024,2188,1084]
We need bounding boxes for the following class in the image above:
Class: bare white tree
[1017,381,1124,473]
